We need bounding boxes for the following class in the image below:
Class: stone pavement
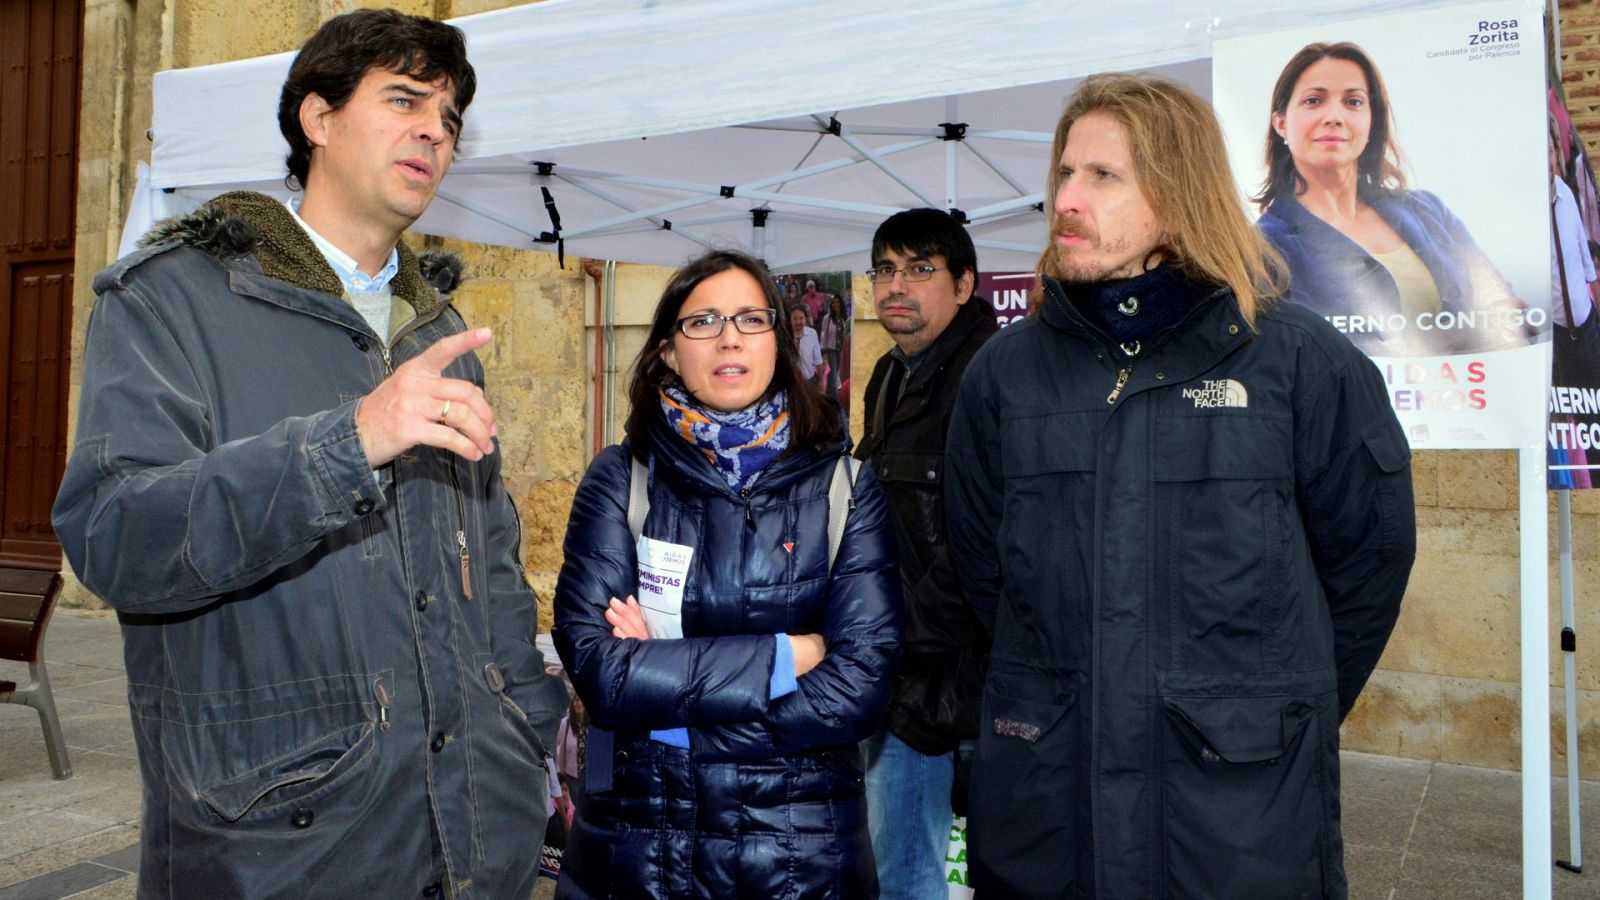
[0,610,138,900]
[5,611,1600,899]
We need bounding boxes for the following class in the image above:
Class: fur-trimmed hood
[138,191,465,316]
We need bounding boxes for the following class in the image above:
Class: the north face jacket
[52,191,568,899]
[552,412,901,899]
[945,277,1415,899]
[856,298,996,755]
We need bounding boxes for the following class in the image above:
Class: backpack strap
[627,457,648,542]
[826,455,860,572]
[632,452,856,569]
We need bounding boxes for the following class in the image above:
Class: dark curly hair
[277,8,476,190]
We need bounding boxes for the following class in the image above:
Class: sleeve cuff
[769,633,797,699]
[650,727,690,747]
[305,399,386,520]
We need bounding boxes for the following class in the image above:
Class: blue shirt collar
[284,197,400,294]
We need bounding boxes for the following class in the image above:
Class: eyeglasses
[865,263,948,284]
[675,308,779,340]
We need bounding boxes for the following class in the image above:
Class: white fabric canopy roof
[144,0,1453,273]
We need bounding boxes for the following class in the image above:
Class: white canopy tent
[142,0,1450,274]
[133,0,1556,896]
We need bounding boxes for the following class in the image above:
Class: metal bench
[0,566,71,779]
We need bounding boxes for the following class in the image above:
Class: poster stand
[1557,489,1584,873]
[1524,449,1555,898]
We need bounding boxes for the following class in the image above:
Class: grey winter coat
[52,192,568,899]
[946,278,1415,899]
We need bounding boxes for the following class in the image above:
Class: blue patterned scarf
[660,385,789,491]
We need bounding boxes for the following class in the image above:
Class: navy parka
[945,278,1415,899]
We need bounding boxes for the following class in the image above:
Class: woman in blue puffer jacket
[553,250,902,899]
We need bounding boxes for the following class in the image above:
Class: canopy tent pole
[555,175,720,252]
[751,208,770,263]
[602,259,619,448]
[945,96,960,213]
[1523,448,1555,898]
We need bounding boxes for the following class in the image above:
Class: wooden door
[0,0,81,569]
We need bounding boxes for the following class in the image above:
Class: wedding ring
[438,399,452,422]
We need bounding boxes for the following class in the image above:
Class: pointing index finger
[413,327,493,375]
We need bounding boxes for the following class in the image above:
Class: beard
[1046,227,1162,284]
[877,295,927,335]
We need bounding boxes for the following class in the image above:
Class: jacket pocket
[1362,422,1414,564]
[872,449,944,486]
[999,414,1098,478]
[1161,693,1326,899]
[497,691,551,760]
[1154,413,1295,672]
[969,673,1080,898]
[200,721,377,823]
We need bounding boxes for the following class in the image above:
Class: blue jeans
[862,730,955,900]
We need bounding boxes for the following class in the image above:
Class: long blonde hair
[1039,73,1288,327]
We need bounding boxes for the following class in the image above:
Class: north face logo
[1181,379,1248,408]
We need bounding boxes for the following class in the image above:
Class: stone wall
[429,237,586,619]
[67,0,1597,770]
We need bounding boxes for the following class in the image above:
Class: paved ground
[4,611,1600,899]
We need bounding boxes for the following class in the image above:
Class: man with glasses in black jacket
[857,207,997,899]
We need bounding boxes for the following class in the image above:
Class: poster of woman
[1213,1,1551,449]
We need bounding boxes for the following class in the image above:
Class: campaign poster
[1544,0,1600,488]
[536,635,580,881]
[946,815,973,898]
[1213,2,1551,450]
[979,272,1037,328]
[775,271,854,414]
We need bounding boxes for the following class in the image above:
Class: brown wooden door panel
[23,1,53,251]
[47,0,78,250]
[0,0,80,569]
[1,2,30,256]
[1,263,71,566]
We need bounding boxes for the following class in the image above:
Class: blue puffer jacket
[553,413,902,899]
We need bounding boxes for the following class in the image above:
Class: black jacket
[856,299,997,755]
[946,278,1415,899]
[553,413,901,898]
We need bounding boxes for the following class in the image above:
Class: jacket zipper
[1051,282,1243,410]
[445,460,473,599]
[1106,367,1131,405]
[388,321,475,601]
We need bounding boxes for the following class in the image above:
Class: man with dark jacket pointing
[945,73,1415,899]
[53,10,566,898]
